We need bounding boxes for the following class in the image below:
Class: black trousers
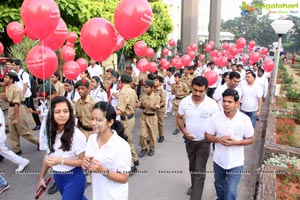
[25,96,41,126]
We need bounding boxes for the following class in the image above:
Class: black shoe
[0,155,4,162]
[134,160,139,167]
[129,166,138,176]
[32,125,41,131]
[148,150,154,156]
[48,183,58,195]
[15,151,22,155]
[138,149,148,157]
[158,136,164,143]
[173,129,179,135]
[186,186,192,195]
[37,143,40,151]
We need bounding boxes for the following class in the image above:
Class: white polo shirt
[239,80,263,112]
[90,86,108,102]
[49,127,86,172]
[178,94,219,141]
[206,111,254,169]
[85,131,131,200]
[87,64,103,78]
[256,76,269,98]
[213,84,242,111]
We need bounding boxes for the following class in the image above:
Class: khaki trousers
[140,114,158,150]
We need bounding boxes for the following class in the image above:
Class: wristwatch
[103,169,109,177]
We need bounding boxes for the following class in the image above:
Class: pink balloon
[65,41,74,47]
[205,44,212,52]
[249,52,260,63]
[160,59,170,70]
[7,22,25,44]
[25,27,37,40]
[67,32,78,44]
[204,70,218,86]
[160,58,168,66]
[137,58,149,73]
[76,58,88,72]
[236,37,246,49]
[229,46,238,56]
[261,47,268,55]
[187,45,192,52]
[114,0,153,39]
[198,61,202,66]
[248,40,256,48]
[190,43,197,51]
[222,42,229,50]
[261,54,267,59]
[21,0,60,40]
[43,18,68,50]
[174,60,182,69]
[162,48,169,56]
[148,62,158,73]
[63,61,81,80]
[168,39,175,47]
[80,18,117,62]
[171,58,178,66]
[60,45,75,61]
[134,41,147,57]
[208,41,215,48]
[0,42,3,55]
[241,55,249,63]
[114,35,125,52]
[181,55,191,66]
[145,48,155,58]
[220,57,228,66]
[200,54,205,61]
[188,51,196,59]
[263,59,275,72]
[26,45,58,80]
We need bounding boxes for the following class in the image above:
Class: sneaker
[148,150,154,156]
[0,183,10,194]
[134,160,139,167]
[0,155,4,162]
[129,166,138,176]
[186,186,192,195]
[32,125,41,131]
[15,159,29,172]
[158,136,164,143]
[173,129,179,135]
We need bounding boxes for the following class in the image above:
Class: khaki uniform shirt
[140,92,160,114]
[75,95,96,127]
[117,84,138,116]
[6,84,26,119]
[181,75,193,92]
[171,82,189,98]
[158,69,167,78]
[53,81,65,96]
[130,73,139,89]
[154,86,166,111]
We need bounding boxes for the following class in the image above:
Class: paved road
[0,99,267,200]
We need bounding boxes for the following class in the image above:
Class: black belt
[120,114,134,121]
[175,97,184,100]
[160,105,165,108]
[80,125,93,131]
[9,102,25,107]
[143,113,155,116]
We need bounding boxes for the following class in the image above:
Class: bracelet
[61,159,64,165]
[103,169,109,177]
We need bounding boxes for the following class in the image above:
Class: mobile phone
[35,176,52,200]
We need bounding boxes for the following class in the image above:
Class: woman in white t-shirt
[82,101,131,200]
[90,76,108,102]
[37,96,87,200]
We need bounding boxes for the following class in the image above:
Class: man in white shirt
[177,76,219,199]
[13,59,41,131]
[256,67,269,102]
[205,61,221,98]
[87,58,103,79]
[164,67,175,115]
[205,88,254,200]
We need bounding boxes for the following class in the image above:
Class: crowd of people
[0,56,270,200]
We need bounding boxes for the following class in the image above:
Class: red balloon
[137,58,149,73]
[80,18,117,62]
[187,45,192,52]
[261,47,268,55]
[241,55,249,63]
[145,48,155,58]
[65,41,74,47]
[263,59,275,72]
[200,54,205,61]
[181,55,191,66]
[261,54,267,59]
[60,45,75,61]
[222,42,229,50]
[190,43,197,51]
[0,42,4,55]
[204,70,218,86]
[248,40,256,48]
[249,52,260,63]
[168,39,175,47]
[162,61,171,70]
[160,58,168,66]
[205,44,212,52]
[229,46,238,56]
[188,51,195,59]
[63,61,81,80]
[7,22,25,44]
[26,45,58,80]
[162,48,169,56]
[148,62,158,73]
[76,58,88,72]
[134,41,147,57]
[219,57,228,66]
[43,18,68,50]
[208,41,215,48]
[171,58,178,66]
[21,0,60,40]
[236,37,246,49]
[114,0,153,39]
[114,35,125,52]
[198,61,202,67]
[67,32,78,44]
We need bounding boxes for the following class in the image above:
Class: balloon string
[118,42,126,72]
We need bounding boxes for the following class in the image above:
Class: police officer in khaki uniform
[157,66,167,78]
[74,79,96,138]
[138,80,160,157]
[154,76,166,143]
[172,72,189,135]
[182,66,193,92]
[1,72,39,154]
[116,73,139,173]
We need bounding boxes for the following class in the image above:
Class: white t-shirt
[110,82,121,108]
[239,80,263,112]
[48,127,86,172]
[65,90,80,103]
[90,86,108,102]
[213,84,242,111]
[178,94,219,141]
[206,111,254,169]
[164,75,175,92]
[85,132,131,200]
[0,108,6,143]
[87,64,103,78]
[256,77,269,98]
[16,69,32,98]
[38,100,49,151]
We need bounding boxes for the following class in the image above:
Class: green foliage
[265,153,300,169]
[286,87,300,102]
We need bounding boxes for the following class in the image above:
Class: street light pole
[270,35,282,104]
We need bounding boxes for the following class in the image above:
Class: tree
[284,16,300,53]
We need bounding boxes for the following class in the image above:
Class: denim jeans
[214,162,243,200]
[241,110,256,128]
[0,175,7,187]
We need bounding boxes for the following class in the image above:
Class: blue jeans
[54,167,87,200]
[0,175,7,187]
[214,162,243,200]
[241,110,256,128]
